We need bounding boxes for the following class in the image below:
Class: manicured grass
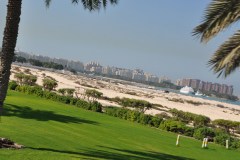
[0,91,239,160]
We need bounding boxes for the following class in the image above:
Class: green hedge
[8,83,240,149]
[169,108,210,126]
[193,127,215,141]
[159,119,194,136]
[105,107,163,128]
[14,85,102,113]
[214,130,240,148]
[8,81,18,90]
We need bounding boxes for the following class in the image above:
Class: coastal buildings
[159,76,171,83]
[15,51,235,96]
[176,78,234,95]
[132,69,145,82]
[145,73,159,83]
[84,62,103,73]
[116,69,133,79]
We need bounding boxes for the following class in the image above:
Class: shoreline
[10,64,240,121]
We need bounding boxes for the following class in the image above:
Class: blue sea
[155,87,240,106]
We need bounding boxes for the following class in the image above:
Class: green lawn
[0,91,239,160]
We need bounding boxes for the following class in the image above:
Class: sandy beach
[10,64,240,121]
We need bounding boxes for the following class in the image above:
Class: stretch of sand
[10,64,240,121]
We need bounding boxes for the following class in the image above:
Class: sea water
[155,87,240,106]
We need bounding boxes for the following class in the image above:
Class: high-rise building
[116,69,133,79]
[181,78,191,87]
[145,73,159,83]
[176,79,182,86]
[227,86,234,95]
[204,82,212,91]
[102,66,112,75]
[190,79,201,89]
[84,62,102,73]
[198,81,206,90]
[159,76,171,83]
[132,69,145,81]
[176,78,234,95]
[211,83,221,93]
[220,84,228,95]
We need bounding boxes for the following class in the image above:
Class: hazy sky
[1,0,240,95]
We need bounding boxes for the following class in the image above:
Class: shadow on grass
[28,146,195,160]
[3,104,99,125]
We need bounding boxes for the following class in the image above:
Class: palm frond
[44,0,117,10]
[208,30,240,77]
[72,0,79,4]
[102,0,107,8]
[110,0,118,5]
[102,0,118,9]
[193,0,240,42]
[45,0,51,8]
[81,0,101,11]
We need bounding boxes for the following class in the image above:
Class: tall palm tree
[0,0,118,115]
[193,0,240,78]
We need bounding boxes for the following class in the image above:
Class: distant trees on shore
[58,88,75,97]
[13,57,64,70]
[14,73,37,86]
[85,89,103,102]
[42,78,58,91]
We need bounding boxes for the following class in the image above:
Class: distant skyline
[1,0,240,95]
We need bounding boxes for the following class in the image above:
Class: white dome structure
[180,86,194,94]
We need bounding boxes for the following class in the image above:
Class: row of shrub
[104,97,152,113]
[9,81,102,113]
[105,107,194,136]
[8,81,240,149]
[105,106,240,149]
[161,119,240,148]
[169,108,211,126]
[105,107,162,127]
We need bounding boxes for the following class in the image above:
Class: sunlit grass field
[0,91,239,160]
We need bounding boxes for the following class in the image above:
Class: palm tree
[193,0,240,78]
[0,0,118,115]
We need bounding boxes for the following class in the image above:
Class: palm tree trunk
[0,0,22,116]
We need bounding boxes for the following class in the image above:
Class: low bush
[76,99,91,110]
[159,120,191,134]
[214,131,230,146]
[193,127,215,141]
[155,112,171,120]
[105,107,162,127]
[213,130,240,149]
[8,81,18,90]
[169,108,210,126]
[90,101,102,112]
[13,85,102,113]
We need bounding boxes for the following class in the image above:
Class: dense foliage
[169,108,210,126]
[58,88,75,97]
[105,107,162,127]
[11,83,102,113]
[159,119,194,136]
[109,97,152,113]
[14,72,37,86]
[8,82,240,149]
[85,89,103,101]
[213,119,240,133]
[42,78,58,91]
[28,59,64,70]
[193,127,215,141]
